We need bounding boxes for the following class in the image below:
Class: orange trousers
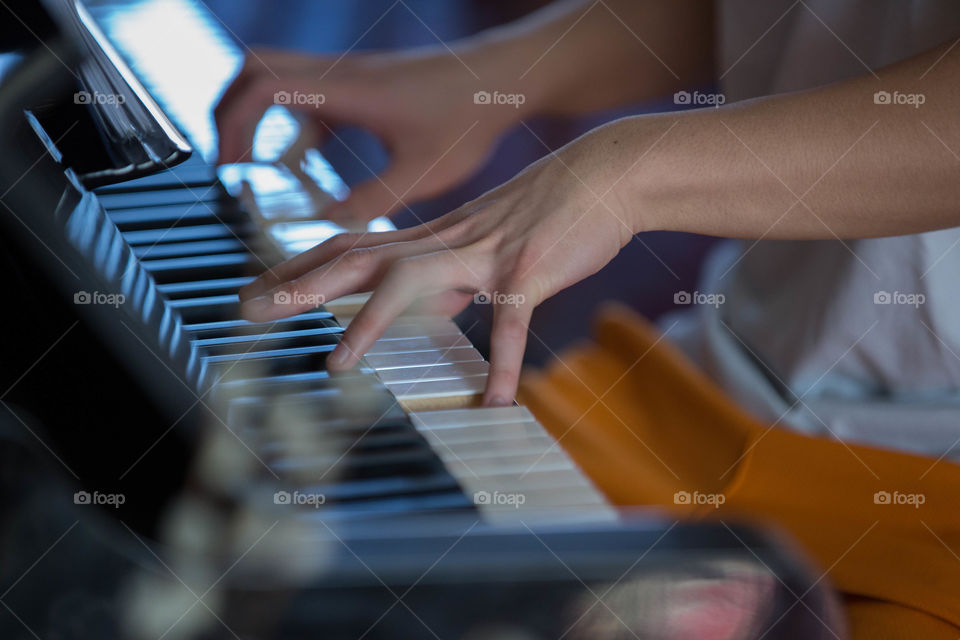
[519,304,960,640]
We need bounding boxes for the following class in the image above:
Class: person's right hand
[214,48,523,223]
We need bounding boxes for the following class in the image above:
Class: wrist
[581,116,674,236]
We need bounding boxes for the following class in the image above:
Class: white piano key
[323,292,370,317]
[387,374,487,399]
[376,360,489,385]
[442,453,574,476]
[426,436,556,459]
[387,376,487,410]
[409,407,619,524]
[482,506,620,526]
[363,334,472,355]
[411,406,537,428]
[364,347,483,370]
[415,424,554,447]
[341,315,454,328]
[373,321,462,340]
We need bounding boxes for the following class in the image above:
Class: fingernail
[485,395,510,407]
[237,282,259,301]
[327,347,349,368]
[240,295,272,317]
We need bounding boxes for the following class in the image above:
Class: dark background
[204,0,718,364]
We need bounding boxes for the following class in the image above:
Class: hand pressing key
[237,119,649,406]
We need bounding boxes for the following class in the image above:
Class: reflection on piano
[0,0,841,638]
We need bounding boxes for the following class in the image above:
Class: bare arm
[457,0,715,116]
[614,40,960,239]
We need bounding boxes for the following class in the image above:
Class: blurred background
[204,0,719,365]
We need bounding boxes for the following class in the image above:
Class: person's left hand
[238,121,646,405]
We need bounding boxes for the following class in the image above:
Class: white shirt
[668,1,960,458]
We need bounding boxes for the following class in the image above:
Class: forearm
[605,39,960,239]
[456,0,715,117]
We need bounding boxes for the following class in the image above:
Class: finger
[214,50,323,162]
[238,217,460,302]
[239,239,446,322]
[417,289,474,318]
[216,76,298,165]
[483,286,536,407]
[328,252,475,370]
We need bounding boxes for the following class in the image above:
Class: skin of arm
[612,39,960,240]
[455,0,715,116]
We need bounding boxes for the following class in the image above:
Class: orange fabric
[518,303,960,640]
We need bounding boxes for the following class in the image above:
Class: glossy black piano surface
[0,1,841,638]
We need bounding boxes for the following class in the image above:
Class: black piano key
[123,224,249,246]
[196,328,342,357]
[270,438,442,478]
[109,203,245,231]
[205,344,337,367]
[229,391,407,432]
[296,473,461,503]
[260,429,423,458]
[268,439,433,472]
[158,276,255,299]
[133,238,249,259]
[169,294,239,324]
[183,312,335,338]
[142,253,256,284]
[292,492,474,520]
[216,371,393,405]
[97,186,224,210]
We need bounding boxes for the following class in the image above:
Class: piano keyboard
[97,163,616,524]
[84,0,617,526]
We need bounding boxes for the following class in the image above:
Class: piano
[0,1,841,638]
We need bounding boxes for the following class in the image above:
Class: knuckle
[273,280,299,300]
[511,242,543,276]
[323,232,362,254]
[496,316,529,342]
[341,246,377,269]
[488,363,520,384]
[388,255,420,279]
[387,252,440,283]
[284,275,322,301]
